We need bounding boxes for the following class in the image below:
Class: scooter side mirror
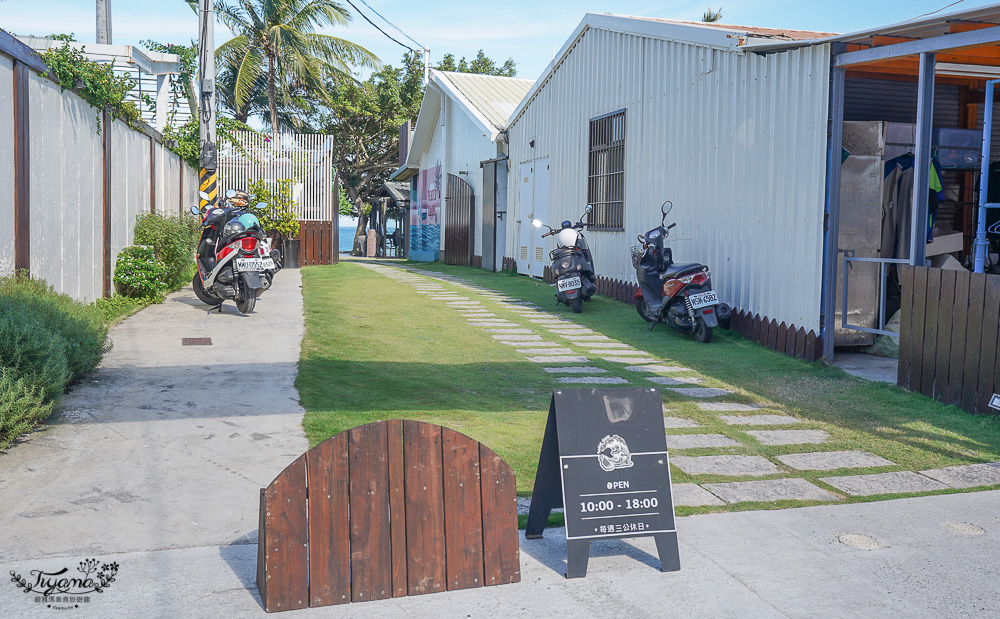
[532,219,543,228]
[226,189,238,199]
[585,205,593,213]
[199,190,211,201]
[190,205,201,216]
[256,202,268,210]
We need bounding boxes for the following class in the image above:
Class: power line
[344,0,414,51]
[355,0,425,50]
[909,0,966,21]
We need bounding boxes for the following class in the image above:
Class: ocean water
[339,222,398,253]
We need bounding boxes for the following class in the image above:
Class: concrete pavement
[2,489,998,617]
[0,270,308,561]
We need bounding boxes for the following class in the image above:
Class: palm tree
[212,0,378,138]
[703,6,724,22]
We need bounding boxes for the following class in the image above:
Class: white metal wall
[443,96,499,258]
[28,71,104,302]
[0,55,14,275]
[507,28,830,332]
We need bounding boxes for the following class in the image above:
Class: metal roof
[743,3,1000,52]
[438,71,535,131]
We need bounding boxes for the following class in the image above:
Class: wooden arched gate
[257,420,520,612]
[444,174,474,265]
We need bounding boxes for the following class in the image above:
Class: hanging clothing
[881,154,941,255]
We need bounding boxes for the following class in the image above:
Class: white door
[517,162,533,275]
[530,158,550,278]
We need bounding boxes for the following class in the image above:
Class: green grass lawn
[298,261,1000,515]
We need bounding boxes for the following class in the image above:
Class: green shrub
[114,245,168,298]
[95,294,159,324]
[0,273,108,381]
[0,368,54,450]
[133,213,199,290]
[247,179,300,241]
[0,303,70,402]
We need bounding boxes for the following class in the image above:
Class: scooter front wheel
[635,298,655,322]
[571,298,583,313]
[192,273,220,305]
[693,317,713,343]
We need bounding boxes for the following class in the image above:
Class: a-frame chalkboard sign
[525,387,680,578]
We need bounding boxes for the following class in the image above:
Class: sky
[2,0,999,83]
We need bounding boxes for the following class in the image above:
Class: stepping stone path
[667,434,742,449]
[703,479,838,504]
[746,429,830,445]
[718,414,801,426]
[819,471,949,496]
[358,262,1000,512]
[776,451,894,471]
[671,455,781,477]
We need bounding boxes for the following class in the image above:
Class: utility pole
[423,47,430,85]
[96,0,111,44]
[198,0,218,208]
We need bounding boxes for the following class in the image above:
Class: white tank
[557,228,579,248]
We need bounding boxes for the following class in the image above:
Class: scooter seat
[663,263,703,278]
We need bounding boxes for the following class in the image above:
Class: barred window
[587,109,626,230]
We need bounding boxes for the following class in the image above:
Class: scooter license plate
[688,291,718,309]
[557,276,582,292]
[235,258,275,272]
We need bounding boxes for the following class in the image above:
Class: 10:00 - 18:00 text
[580,497,658,513]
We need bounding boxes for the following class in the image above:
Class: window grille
[587,110,626,230]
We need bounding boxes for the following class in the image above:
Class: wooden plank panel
[961,273,988,412]
[349,423,392,602]
[750,315,761,343]
[13,62,30,274]
[260,455,309,612]
[804,331,818,362]
[919,268,942,397]
[766,319,778,351]
[307,432,350,607]
[775,322,788,354]
[757,316,769,346]
[975,275,1000,413]
[794,327,807,359]
[908,268,929,392]
[945,270,971,406]
[784,324,797,357]
[442,429,485,591]
[933,269,958,400]
[403,420,446,595]
[897,266,914,387]
[479,444,521,586]
[386,420,408,598]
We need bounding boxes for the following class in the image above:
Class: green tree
[436,50,517,77]
[209,0,378,138]
[703,6,724,22]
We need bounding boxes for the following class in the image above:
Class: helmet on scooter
[237,213,261,231]
[222,219,246,241]
[557,228,579,248]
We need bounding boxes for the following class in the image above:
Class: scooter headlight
[559,258,572,269]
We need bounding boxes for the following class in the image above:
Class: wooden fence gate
[444,174,474,266]
[898,265,1000,415]
[257,420,520,613]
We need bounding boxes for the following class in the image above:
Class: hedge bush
[0,368,54,451]
[133,213,200,290]
[0,273,108,381]
[0,301,70,402]
[114,245,168,299]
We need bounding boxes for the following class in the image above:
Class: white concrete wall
[507,27,830,332]
[2,45,198,301]
[443,97,498,258]
[28,71,104,302]
[0,55,14,275]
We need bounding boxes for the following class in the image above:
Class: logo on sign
[597,434,634,472]
[990,393,1000,411]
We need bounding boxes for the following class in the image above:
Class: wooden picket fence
[898,265,1000,415]
[257,420,520,613]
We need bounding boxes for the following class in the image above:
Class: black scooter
[532,205,597,313]
[631,200,730,343]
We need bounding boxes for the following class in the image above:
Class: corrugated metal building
[506,14,832,337]
[503,9,1000,360]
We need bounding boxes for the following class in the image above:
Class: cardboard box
[930,254,966,271]
[926,232,963,257]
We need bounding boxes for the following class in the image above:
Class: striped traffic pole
[200,167,218,208]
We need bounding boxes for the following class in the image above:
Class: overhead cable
[344,0,414,50]
[356,0,426,50]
